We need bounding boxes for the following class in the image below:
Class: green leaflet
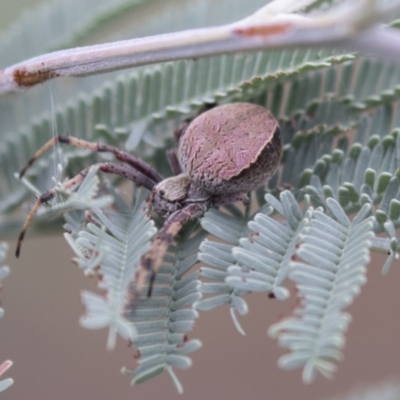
[269,200,374,382]
[64,182,155,349]
[289,104,400,272]
[227,191,313,300]
[196,206,250,335]
[123,222,204,392]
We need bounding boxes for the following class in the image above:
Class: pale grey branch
[1,0,400,96]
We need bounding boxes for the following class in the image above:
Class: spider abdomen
[179,103,282,195]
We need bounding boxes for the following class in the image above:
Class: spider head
[151,173,191,219]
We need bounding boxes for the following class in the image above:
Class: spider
[15,102,282,296]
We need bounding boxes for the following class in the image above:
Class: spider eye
[159,189,165,197]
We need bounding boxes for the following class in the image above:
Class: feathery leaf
[196,206,250,335]
[65,186,156,349]
[269,201,374,383]
[227,191,313,300]
[123,222,204,392]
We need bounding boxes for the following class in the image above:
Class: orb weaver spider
[15,102,282,296]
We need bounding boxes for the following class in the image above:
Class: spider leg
[135,203,207,297]
[166,149,182,175]
[19,135,163,184]
[15,162,155,258]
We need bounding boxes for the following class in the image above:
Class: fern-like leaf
[65,187,156,350]
[227,191,313,300]
[123,223,204,392]
[195,206,250,335]
[274,58,400,123]
[268,200,374,383]
[289,103,400,272]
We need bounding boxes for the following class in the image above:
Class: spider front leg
[135,202,207,297]
[16,162,156,258]
[19,134,163,184]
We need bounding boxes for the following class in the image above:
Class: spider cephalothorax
[16,102,282,296]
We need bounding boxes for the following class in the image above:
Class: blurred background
[2,1,400,399]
